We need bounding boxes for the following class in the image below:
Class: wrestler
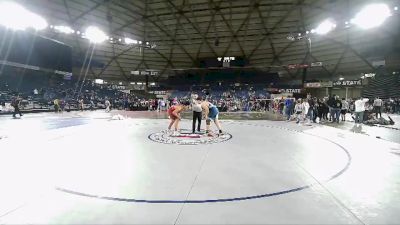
[167,101,190,133]
[201,99,223,136]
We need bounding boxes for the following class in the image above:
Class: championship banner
[304,82,321,88]
[278,89,302,94]
[304,81,333,88]
[333,80,362,87]
[311,62,323,67]
[287,64,309,69]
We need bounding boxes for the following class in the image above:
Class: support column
[145,75,149,92]
[345,87,349,100]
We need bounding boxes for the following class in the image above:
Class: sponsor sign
[311,62,323,67]
[304,81,333,88]
[278,89,302,94]
[333,80,362,86]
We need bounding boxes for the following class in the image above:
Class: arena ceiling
[16,0,400,82]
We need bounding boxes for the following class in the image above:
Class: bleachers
[362,74,400,99]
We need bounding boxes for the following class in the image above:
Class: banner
[333,80,362,87]
[278,89,302,94]
[304,81,333,88]
[311,62,323,67]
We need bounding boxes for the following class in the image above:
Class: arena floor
[0,111,400,224]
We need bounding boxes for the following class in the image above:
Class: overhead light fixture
[339,77,344,80]
[84,26,107,43]
[0,2,48,30]
[29,13,48,30]
[394,6,398,11]
[54,25,74,34]
[94,79,104,84]
[351,4,391,29]
[125,37,138,44]
[315,19,336,35]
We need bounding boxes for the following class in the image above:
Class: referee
[192,95,203,134]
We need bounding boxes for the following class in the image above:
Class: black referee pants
[193,111,202,133]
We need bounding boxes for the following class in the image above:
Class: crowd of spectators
[1,80,399,127]
[0,80,153,113]
[277,95,398,125]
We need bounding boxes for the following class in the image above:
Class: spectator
[354,97,369,125]
[284,98,294,121]
[327,95,336,122]
[373,97,383,118]
[332,96,342,123]
[12,95,23,118]
[294,99,304,124]
[341,98,349,122]
[54,98,60,113]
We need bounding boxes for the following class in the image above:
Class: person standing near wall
[332,96,342,123]
[284,97,293,121]
[341,98,349,122]
[12,95,22,118]
[373,97,383,118]
[327,95,336,122]
[105,99,111,112]
[54,98,60,113]
[354,97,369,125]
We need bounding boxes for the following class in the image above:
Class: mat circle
[148,129,233,145]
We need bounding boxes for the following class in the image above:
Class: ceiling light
[54,25,74,34]
[125,37,138,44]
[29,13,47,30]
[94,79,104,84]
[394,6,398,11]
[315,19,336,35]
[0,2,47,30]
[306,31,310,34]
[339,77,344,80]
[352,4,391,29]
[84,26,107,43]
[310,29,316,34]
